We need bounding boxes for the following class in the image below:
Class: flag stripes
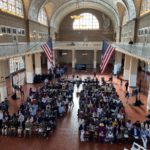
[100,41,115,74]
[41,39,54,69]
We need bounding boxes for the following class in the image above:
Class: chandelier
[70,15,83,19]
[70,0,84,20]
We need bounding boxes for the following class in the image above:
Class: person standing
[20,85,24,97]
[120,79,123,90]
[125,90,130,103]
[125,81,129,91]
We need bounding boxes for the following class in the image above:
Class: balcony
[0,41,102,59]
[0,42,43,59]
[0,41,149,64]
[113,43,150,63]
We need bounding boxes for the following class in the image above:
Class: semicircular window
[73,13,99,30]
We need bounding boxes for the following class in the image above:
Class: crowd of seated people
[78,77,150,148]
[0,78,74,138]
[34,64,68,84]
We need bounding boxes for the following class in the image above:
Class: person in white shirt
[0,110,3,128]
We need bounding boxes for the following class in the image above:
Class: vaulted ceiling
[23,0,138,32]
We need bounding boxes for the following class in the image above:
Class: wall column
[147,83,150,111]
[34,53,42,75]
[123,55,131,80]
[47,50,55,71]
[4,59,10,77]
[25,55,34,83]
[113,52,122,75]
[47,60,52,71]
[93,50,97,69]
[72,49,76,68]
[116,26,121,42]
[53,50,56,67]
[0,60,7,102]
[129,57,138,87]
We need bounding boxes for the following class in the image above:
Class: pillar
[47,51,55,71]
[5,59,10,77]
[129,57,138,87]
[147,83,150,111]
[93,50,97,69]
[47,60,52,71]
[113,52,122,75]
[0,60,7,102]
[34,53,42,75]
[25,54,34,83]
[123,55,131,80]
[53,50,56,67]
[72,49,76,68]
[115,26,121,42]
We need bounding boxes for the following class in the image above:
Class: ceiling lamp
[70,0,84,20]
[70,15,83,20]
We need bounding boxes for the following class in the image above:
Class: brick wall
[0,11,27,43]
[58,9,115,42]
[136,14,150,43]
[28,20,49,42]
[0,11,49,43]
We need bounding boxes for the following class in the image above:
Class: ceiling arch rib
[116,2,126,25]
[27,0,137,23]
[28,0,45,22]
[122,0,136,19]
[50,0,120,33]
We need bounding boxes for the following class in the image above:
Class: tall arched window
[122,11,128,26]
[38,8,48,26]
[73,13,99,30]
[0,0,24,17]
[140,0,150,16]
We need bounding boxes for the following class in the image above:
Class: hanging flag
[100,41,115,74]
[41,38,54,69]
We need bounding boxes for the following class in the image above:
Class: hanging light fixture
[70,0,84,20]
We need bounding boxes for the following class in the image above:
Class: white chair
[131,142,147,150]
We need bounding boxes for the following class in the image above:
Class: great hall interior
[0,0,150,150]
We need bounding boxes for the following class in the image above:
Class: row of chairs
[1,122,56,138]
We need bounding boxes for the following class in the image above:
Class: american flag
[41,39,54,69]
[100,41,115,74]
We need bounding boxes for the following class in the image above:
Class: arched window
[73,13,99,30]
[38,8,48,26]
[0,0,24,17]
[140,0,150,16]
[122,11,128,26]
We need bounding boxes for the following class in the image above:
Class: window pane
[140,0,150,15]
[38,8,48,26]
[0,0,23,17]
[73,13,99,30]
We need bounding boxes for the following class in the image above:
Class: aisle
[47,83,82,150]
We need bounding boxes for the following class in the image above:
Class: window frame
[72,13,99,30]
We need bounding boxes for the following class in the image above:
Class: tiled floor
[0,69,149,150]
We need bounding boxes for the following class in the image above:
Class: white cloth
[80,130,85,142]
[0,112,3,120]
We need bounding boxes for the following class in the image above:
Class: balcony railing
[0,41,149,63]
[0,42,43,58]
[112,43,150,61]
[0,41,102,58]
